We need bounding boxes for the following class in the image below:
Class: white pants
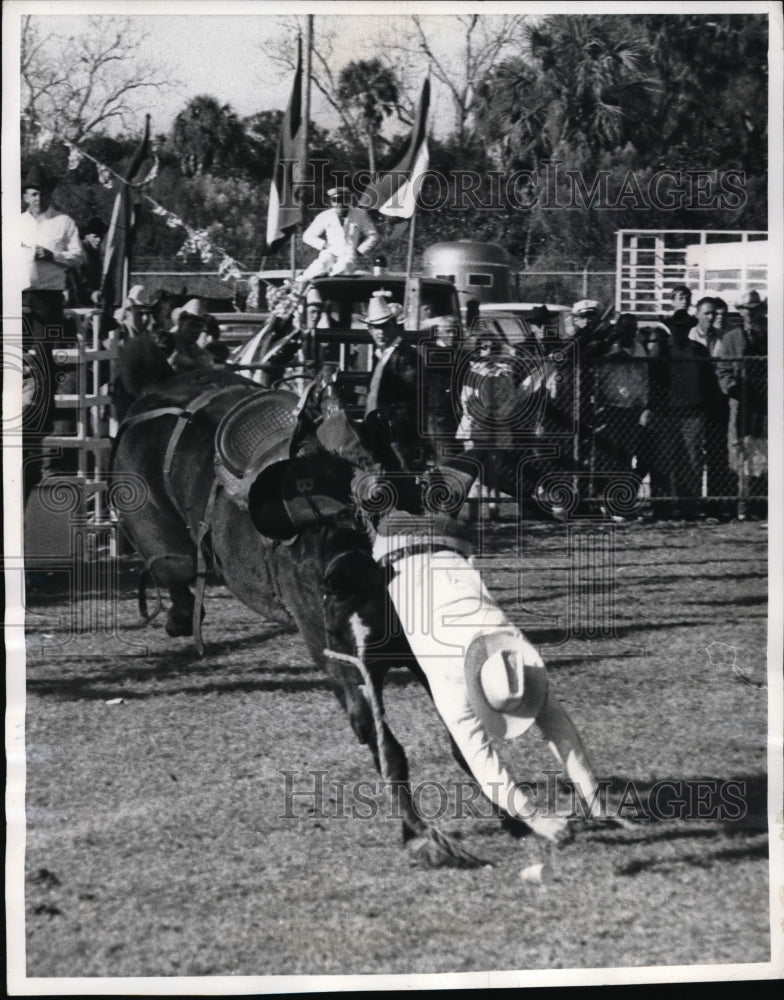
[383,547,604,824]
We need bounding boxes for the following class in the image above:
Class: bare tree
[21,14,175,147]
[259,16,409,170]
[396,14,527,149]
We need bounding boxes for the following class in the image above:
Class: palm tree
[336,59,400,175]
[172,95,246,176]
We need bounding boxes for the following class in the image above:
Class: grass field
[17,516,772,982]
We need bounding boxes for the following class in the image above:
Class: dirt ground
[18,516,771,983]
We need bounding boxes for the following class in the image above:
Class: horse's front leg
[333,666,486,869]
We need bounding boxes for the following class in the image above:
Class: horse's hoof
[406,828,487,869]
[165,605,205,638]
[165,614,194,637]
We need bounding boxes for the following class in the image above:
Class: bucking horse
[111,354,621,868]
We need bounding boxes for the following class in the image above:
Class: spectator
[666,284,693,316]
[689,297,722,356]
[200,315,230,365]
[112,285,151,341]
[690,297,733,512]
[457,332,518,521]
[363,291,422,467]
[363,291,457,472]
[300,185,378,280]
[594,314,648,479]
[569,299,606,482]
[21,163,85,496]
[716,290,768,519]
[712,297,730,338]
[570,299,604,356]
[167,299,214,374]
[68,216,108,308]
[528,304,555,343]
[648,310,719,519]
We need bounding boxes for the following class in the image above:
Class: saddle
[215,386,358,540]
[214,388,300,509]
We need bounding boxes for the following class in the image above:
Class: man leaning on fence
[716,290,768,520]
[21,163,85,501]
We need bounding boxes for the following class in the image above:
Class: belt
[374,536,473,573]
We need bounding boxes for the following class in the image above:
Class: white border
[5,1,783,993]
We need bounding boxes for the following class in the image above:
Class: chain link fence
[534,354,768,520]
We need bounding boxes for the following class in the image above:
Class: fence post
[737,357,747,520]
[588,363,597,500]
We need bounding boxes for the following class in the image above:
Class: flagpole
[304,16,312,180]
[404,206,417,322]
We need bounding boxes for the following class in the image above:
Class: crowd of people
[21,165,768,521]
[493,288,768,521]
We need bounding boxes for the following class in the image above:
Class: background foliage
[21,13,768,276]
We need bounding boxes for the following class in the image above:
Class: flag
[101,116,151,314]
[266,37,304,250]
[359,78,430,218]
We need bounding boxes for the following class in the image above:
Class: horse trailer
[422,241,514,310]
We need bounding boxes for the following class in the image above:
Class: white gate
[615,229,768,317]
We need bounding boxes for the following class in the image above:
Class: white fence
[45,309,118,528]
[615,229,768,317]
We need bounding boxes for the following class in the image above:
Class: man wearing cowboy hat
[363,291,462,470]
[111,285,152,341]
[716,289,768,518]
[362,290,429,469]
[21,163,85,498]
[167,298,214,374]
[300,185,379,280]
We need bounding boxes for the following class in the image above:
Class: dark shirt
[113,332,175,421]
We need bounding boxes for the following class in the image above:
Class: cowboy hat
[736,289,764,310]
[529,305,553,325]
[464,629,549,740]
[22,163,55,192]
[81,216,108,238]
[179,298,205,318]
[125,284,149,307]
[572,299,600,316]
[366,290,403,326]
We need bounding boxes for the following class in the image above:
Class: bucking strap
[162,384,252,520]
[192,476,220,656]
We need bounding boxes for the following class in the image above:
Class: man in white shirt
[300,186,378,280]
[688,297,721,356]
[21,164,84,498]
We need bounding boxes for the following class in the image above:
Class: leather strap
[192,476,221,656]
